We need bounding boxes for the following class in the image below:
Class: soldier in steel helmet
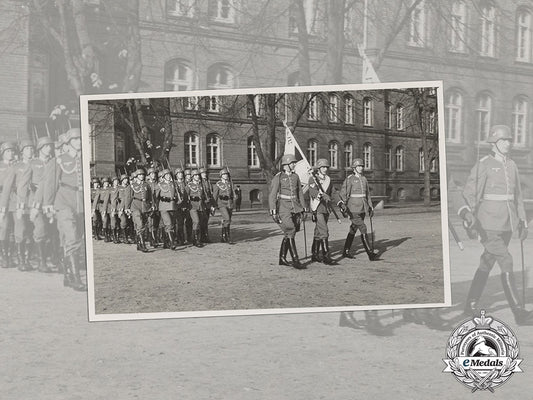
[459,125,532,325]
[173,167,189,245]
[268,154,307,269]
[199,167,215,243]
[90,177,102,240]
[338,158,378,261]
[0,142,18,268]
[155,168,178,250]
[109,176,121,243]
[116,173,132,244]
[127,168,151,252]
[98,177,113,242]
[186,169,207,246]
[308,158,336,265]
[213,167,234,243]
[42,128,86,290]
[146,167,160,248]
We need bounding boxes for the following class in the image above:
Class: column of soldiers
[0,128,86,291]
[91,165,235,251]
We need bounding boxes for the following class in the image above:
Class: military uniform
[98,179,113,242]
[459,125,532,325]
[90,179,103,240]
[0,142,18,268]
[155,169,178,249]
[127,170,152,252]
[186,171,206,246]
[234,185,242,211]
[213,168,234,243]
[173,168,189,245]
[109,178,120,243]
[116,175,132,243]
[146,169,160,247]
[200,168,215,243]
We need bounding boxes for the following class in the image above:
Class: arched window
[385,102,392,129]
[168,0,195,18]
[206,96,219,112]
[165,59,193,91]
[408,0,427,47]
[445,90,462,143]
[307,139,318,166]
[328,94,339,122]
[430,153,438,172]
[449,1,467,52]
[363,97,373,126]
[184,132,199,167]
[345,95,355,124]
[419,148,425,172]
[396,104,404,130]
[480,4,496,57]
[308,94,319,121]
[363,143,372,169]
[184,96,199,111]
[209,0,236,23]
[328,141,339,169]
[206,134,221,167]
[517,9,532,62]
[207,63,234,89]
[247,137,259,167]
[344,142,353,168]
[395,146,404,171]
[513,96,528,147]
[476,93,492,141]
[385,145,392,171]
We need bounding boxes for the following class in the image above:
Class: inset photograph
[81,82,451,320]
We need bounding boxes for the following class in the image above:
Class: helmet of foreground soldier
[316,158,330,168]
[134,168,145,178]
[352,158,364,168]
[120,174,129,181]
[65,128,81,143]
[219,167,229,176]
[175,167,183,175]
[0,141,16,154]
[281,154,297,166]
[147,167,157,175]
[191,169,200,176]
[160,168,170,177]
[101,177,111,184]
[36,136,54,151]
[486,125,513,143]
[19,139,34,152]
[199,167,207,174]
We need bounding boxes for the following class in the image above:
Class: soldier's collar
[490,151,507,163]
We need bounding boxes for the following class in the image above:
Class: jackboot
[17,242,32,271]
[321,239,337,265]
[361,233,378,261]
[113,228,120,244]
[311,238,321,262]
[220,227,227,243]
[226,226,234,244]
[278,238,291,266]
[464,268,490,316]
[342,232,355,258]
[501,272,533,326]
[137,233,148,253]
[0,240,6,268]
[287,238,305,270]
[63,255,73,287]
[68,252,86,292]
[168,231,176,250]
[193,230,203,247]
[38,241,52,273]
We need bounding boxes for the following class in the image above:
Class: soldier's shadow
[328,236,412,260]
[226,225,284,243]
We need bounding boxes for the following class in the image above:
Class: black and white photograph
[82,82,450,319]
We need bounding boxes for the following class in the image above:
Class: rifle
[165,158,182,204]
[448,219,464,250]
[309,169,341,223]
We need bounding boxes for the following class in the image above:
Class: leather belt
[350,194,365,198]
[133,197,146,201]
[219,195,230,201]
[279,194,297,200]
[160,196,174,202]
[483,194,514,201]
[191,196,201,201]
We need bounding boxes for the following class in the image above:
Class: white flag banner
[283,121,312,193]
[358,43,381,84]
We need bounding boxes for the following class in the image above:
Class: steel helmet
[219,167,229,176]
[316,158,330,168]
[486,125,513,143]
[352,158,364,167]
[0,141,16,154]
[19,139,34,152]
[65,128,81,142]
[36,136,54,151]
[159,168,170,177]
[191,169,200,176]
[281,154,297,165]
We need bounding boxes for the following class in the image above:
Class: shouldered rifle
[165,158,182,204]
[309,170,341,223]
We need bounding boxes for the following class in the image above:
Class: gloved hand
[518,220,528,241]
[338,201,348,217]
[210,206,216,216]
[269,209,281,224]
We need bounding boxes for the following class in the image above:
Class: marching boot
[321,239,337,265]
[37,241,52,273]
[361,233,378,261]
[288,238,305,270]
[311,238,321,262]
[62,255,73,287]
[162,228,170,249]
[167,231,176,250]
[278,238,291,266]
[501,272,533,326]
[105,228,112,243]
[0,240,6,268]
[68,252,86,292]
[18,242,33,271]
[464,268,490,316]
[113,228,120,244]
[226,226,234,244]
[342,232,355,258]
[193,230,203,247]
[220,227,227,243]
[139,233,149,253]
[177,229,185,245]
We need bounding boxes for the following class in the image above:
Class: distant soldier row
[0,128,86,291]
[91,166,237,251]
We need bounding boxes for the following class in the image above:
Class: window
[385,102,392,129]
[307,140,318,167]
[396,104,404,130]
[445,90,462,143]
[289,0,319,35]
[207,96,219,112]
[363,97,373,126]
[385,146,392,171]
[29,52,49,114]
[363,143,372,169]
[328,94,339,122]
[428,110,436,134]
[517,10,532,62]
[168,0,195,18]
[344,142,353,168]
[345,95,355,124]
[185,132,199,167]
[395,146,404,171]
[308,94,319,121]
[408,0,427,47]
[328,141,339,169]
[449,1,467,52]
[207,63,234,89]
[184,96,200,110]
[206,134,221,167]
[209,0,235,23]
[247,137,259,167]
[248,94,265,117]
[419,148,425,172]
[476,93,492,141]
[165,60,193,91]
[480,4,496,57]
[275,94,289,119]
[513,97,528,146]
[430,154,438,172]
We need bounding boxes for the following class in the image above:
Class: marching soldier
[184,168,192,184]
[98,177,113,242]
[174,167,189,245]
[200,167,215,243]
[146,167,159,248]
[42,128,86,291]
[116,173,133,244]
[213,167,234,244]
[0,142,17,268]
[155,169,179,250]
[234,185,242,212]
[268,154,307,270]
[91,177,102,240]
[127,168,151,252]
[109,176,120,243]
[338,158,378,261]
[459,125,532,325]
[186,169,206,247]
[308,158,336,265]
